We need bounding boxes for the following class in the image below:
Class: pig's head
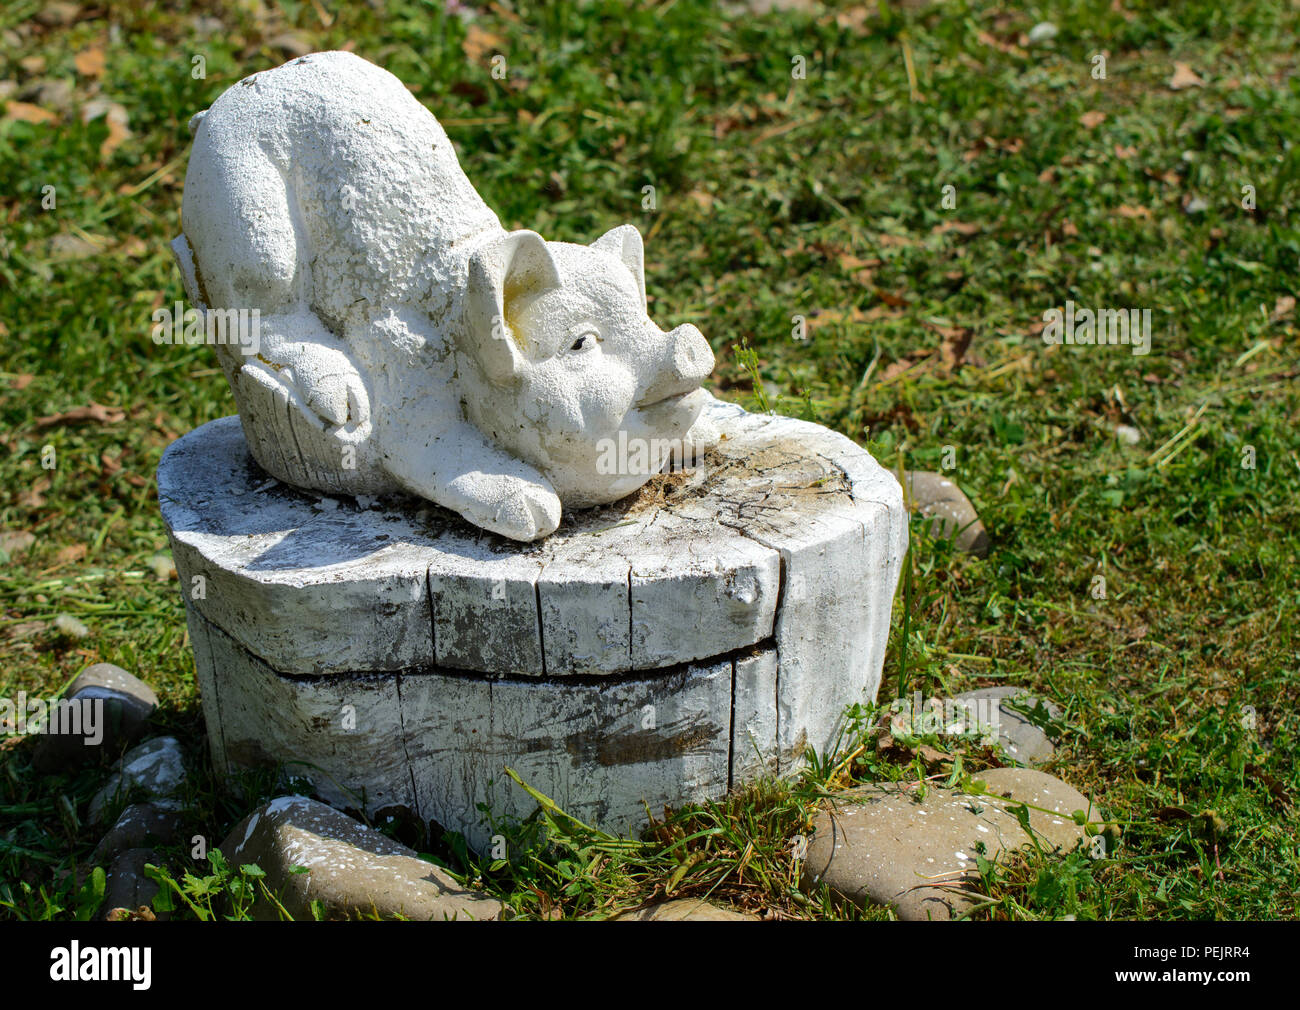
[455,225,715,507]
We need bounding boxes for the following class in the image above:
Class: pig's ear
[592,224,646,311]
[463,230,561,384]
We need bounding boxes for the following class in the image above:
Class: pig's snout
[639,324,714,406]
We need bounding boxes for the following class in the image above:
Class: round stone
[801,771,1100,920]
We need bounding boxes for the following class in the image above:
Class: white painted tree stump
[159,395,906,849]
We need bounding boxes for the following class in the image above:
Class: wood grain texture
[162,397,906,846]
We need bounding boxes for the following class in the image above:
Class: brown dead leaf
[1269,295,1295,323]
[836,253,881,271]
[1038,166,1058,184]
[462,24,504,63]
[878,354,930,383]
[7,620,46,641]
[54,544,87,564]
[117,236,147,258]
[73,46,105,78]
[805,307,868,334]
[18,477,50,509]
[35,403,125,428]
[1168,62,1205,90]
[932,220,980,237]
[924,320,975,372]
[975,30,1026,57]
[1078,110,1107,129]
[874,288,909,309]
[4,101,57,125]
[267,32,312,58]
[1062,219,1079,237]
[916,744,950,768]
[82,99,131,158]
[10,374,35,390]
[1117,204,1152,219]
[1114,144,1138,159]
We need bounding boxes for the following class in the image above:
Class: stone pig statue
[172,51,716,541]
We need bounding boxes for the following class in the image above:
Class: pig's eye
[569,333,599,352]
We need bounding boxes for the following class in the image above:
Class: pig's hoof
[491,485,561,542]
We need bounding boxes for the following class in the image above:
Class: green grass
[1,0,1296,920]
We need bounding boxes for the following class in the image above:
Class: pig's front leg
[381,423,561,542]
[236,310,370,431]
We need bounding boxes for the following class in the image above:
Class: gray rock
[614,898,758,921]
[101,848,166,921]
[801,771,1098,920]
[35,2,81,26]
[91,803,183,867]
[88,737,186,824]
[0,529,36,560]
[953,686,1059,766]
[1027,22,1059,45]
[33,663,158,772]
[19,77,73,111]
[218,796,500,921]
[905,471,989,556]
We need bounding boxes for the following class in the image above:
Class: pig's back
[183,51,500,332]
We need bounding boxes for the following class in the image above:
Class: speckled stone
[91,802,183,867]
[614,898,759,921]
[905,471,989,556]
[33,663,158,772]
[88,737,186,824]
[217,796,500,921]
[101,848,166,921]
[801,769,1100,920]
[954,686,1060,766]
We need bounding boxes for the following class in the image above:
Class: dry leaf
[878,354,929,383]
[1079,110,1107,129]
[73,46,105,77]
[926,321,974,370]
[4,101,57,125]
[1038,166,1058,184]
[35,403,125,428]
[932,220,980,236]
[1168,62,1205,90]
[462,24,504,63]
[1269,295,1295,323]
[1117,204,1152,219]
[83,98,131,158]
[975,30,1025,57]
[834,253,869,270]
[10,374,35,390]
[267,33,313,58]
[54,544,87,564]
[18,477,51,509]
[1114,144,1138,159]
